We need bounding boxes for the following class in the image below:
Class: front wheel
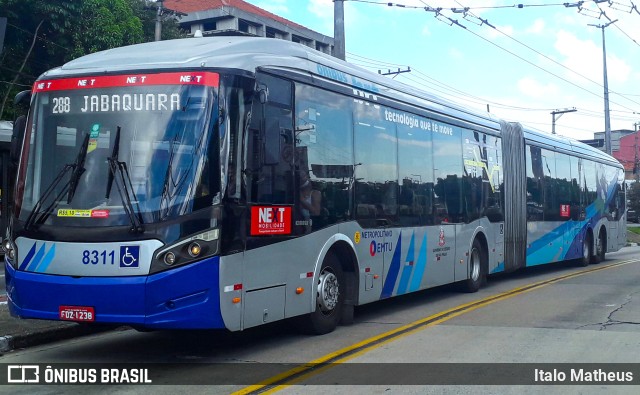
[593,230,606,264]
[295,251,344,335]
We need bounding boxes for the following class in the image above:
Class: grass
[628,226,640,235]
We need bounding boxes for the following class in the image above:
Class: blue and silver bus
[4,37,626,334]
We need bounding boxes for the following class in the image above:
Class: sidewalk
[0,302,99,354]
[0,259,112,354]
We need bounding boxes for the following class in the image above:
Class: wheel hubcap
[583,238,589,260]
[317,270,339,313]
[470,248,480,282]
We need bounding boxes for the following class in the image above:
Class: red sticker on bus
[91,210,110,218]
[251,206,292,236]
[560,204,570,218]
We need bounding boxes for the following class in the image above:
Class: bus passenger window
[294,84,353,233]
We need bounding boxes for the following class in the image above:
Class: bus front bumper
[4,256,225,330]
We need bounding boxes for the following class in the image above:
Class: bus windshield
[16,72,219,228]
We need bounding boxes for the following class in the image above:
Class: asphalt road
[1,247,639,394]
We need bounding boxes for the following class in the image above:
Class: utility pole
[589,19,617,155]
[635,123,639,182]
[334,0,346,60]
[155,0,164,41]
[550,108,577,135]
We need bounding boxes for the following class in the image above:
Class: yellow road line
[233,258,638,394]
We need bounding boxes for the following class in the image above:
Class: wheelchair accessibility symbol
[120,246,140,268]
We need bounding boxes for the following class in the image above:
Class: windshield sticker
[33,71,219,92]
[88,124,100,153]
[57,209,110,218]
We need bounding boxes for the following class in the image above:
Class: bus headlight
[188,242,202,257]
[4,239,18,268]
[151,229,219,274]
[164,252,176,266]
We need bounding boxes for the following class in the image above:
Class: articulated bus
[4,37,626,334]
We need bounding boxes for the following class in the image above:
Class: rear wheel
[579,232,592,267]
[296,251,344,335]
[460,239,486,293]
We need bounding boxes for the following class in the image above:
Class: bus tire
[297,251,344,335]
[593,229,606,264]
[579,232,592,267]
[461,239,486,293]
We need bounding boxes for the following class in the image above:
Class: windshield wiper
[24,133,90,230]
[67,133,90,203]
[106,126,144,233]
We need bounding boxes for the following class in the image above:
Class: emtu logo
[250,206,292,236]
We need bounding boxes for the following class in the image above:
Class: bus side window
[354,105,398,228]
[247,74,294,205]
[432,123,463,223]
[293,83,353,233]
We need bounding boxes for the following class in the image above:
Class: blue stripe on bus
[19,242,37,271]
[381,232,402,299]
[491,261,504,274]
[35,244,56,273]
[526,192,613,266]
[26,244,47,272]
[396,232,415,295]
[408,234,428,292]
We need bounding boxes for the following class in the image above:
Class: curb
[0,324,116,354]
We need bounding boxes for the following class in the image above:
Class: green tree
[70,0,145,59]
[0,0,186,120]
[628,182,640,213]
[132,0,186,43]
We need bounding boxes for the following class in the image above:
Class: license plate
[59,306,95,322]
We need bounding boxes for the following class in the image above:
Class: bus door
[243,73,295,328]
[433,176,459,284]
[436,222,458,283]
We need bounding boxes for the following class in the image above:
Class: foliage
[627,226,640,235]
[0,0,187,120]
[627,182,640,213]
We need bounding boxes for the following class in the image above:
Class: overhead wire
[350,0,640,114]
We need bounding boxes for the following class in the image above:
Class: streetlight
[551,108,577,135]
[588,19,618,155]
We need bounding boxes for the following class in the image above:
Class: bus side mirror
[258,88,268,104]
[14,90,31,107]
[11,115,26,165]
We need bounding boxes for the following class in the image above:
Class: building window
[239,19,259,35]
[202,20,216,32]
[266,27,286,39]
[316,43,329,54]
[292,35,312,48]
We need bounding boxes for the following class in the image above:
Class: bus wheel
[297,251,344,335]
[593,230,606,264]
[461,239,485,293]
[579,232,592,267]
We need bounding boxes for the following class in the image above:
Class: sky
[245,0,640,141]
